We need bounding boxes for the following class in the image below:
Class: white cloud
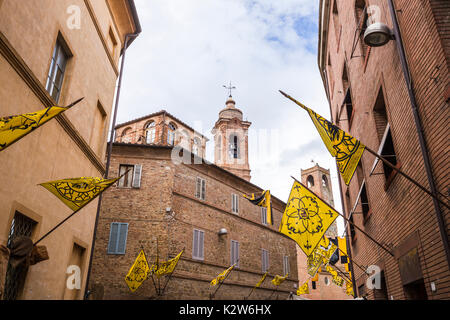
[117,0,345,235]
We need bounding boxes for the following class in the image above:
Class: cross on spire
[223,81,236,97]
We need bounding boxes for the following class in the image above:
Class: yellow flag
[326,265,344,287]
[297,281,309,295]
[346,281,354,296]
[0,98,82,152]
[279,181,338,256]
[280,91,365,185]
[153,249,184,278]
[125,250,151,292]
[210,264,235,286]
[338,237,350,273]
[39,176,119,211]
[271,274,288,286]
[255,272,268,288]
[243,190,272,225]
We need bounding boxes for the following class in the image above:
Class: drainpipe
[83,9,142,298]
[387,0,450,269]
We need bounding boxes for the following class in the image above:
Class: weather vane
[223,81,236,97]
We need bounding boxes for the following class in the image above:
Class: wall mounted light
[218,228,228,236]
[364,22,394,47]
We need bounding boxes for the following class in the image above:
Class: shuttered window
[118,164,142,188]
[107,222,128,254]
[261,249,269,273]
[230,240,239,267]
[261,207,267,225]
[231,194,239,214]
[283,255,290,276]
[192,229,204,260]
[195,177,206,200]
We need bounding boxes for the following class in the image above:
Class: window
[312,281,317,290]
[195,177,206,200]
[63,243,86,299]
[229,134,240,159]
[261,249,269,273]
[307,175,314,188]
[355,0,369,57]
[108,26,118,58]
[145,121,156,144]
[91,101,107,155]
[216,135,222,162]
[349,214,356,243]
[107,222,128,254]
[192,229,204,260]
[192,137,201,156]
[167,122,176,145]
[343,88,353,127]
[360,182,370,221]
[322,175,328,189]
[261,207,268,225]
[46,36,70,103]
[332,0,340,46]
[231,193,239,214]
[121,128,132,143]
[118,164,142,188]
[4,212,37,300]
[283,255,290,276]
[230,240,239,267]
[358,284,366,297]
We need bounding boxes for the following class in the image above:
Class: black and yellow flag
[271,274,288,286]
[39,176,119,211]
[244,190,272,225]
[153,249,184,278]
[0,98,83,152]
[280,91,365,185]
[279,180,338,256]
[210,264,235,286]
[125,250,151,292]
[254,272,268,288]
[297,281,309,295]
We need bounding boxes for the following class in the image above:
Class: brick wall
[321,0,449,300]
[89,144,299,299]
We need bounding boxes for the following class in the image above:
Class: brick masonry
[319,0,449,300]
[89,144,299,300]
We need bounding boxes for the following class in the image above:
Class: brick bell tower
[212,94,251,181]
[300,162,337,237]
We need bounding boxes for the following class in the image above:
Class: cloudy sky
[117,0,345,235]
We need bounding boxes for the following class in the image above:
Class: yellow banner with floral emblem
[125,250,151,292]
[279,181,338,256]
[271,274,288,286]
[153,249,184,278]
[210,264,235,286]
[297,281,309,295]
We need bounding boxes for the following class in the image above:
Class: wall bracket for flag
[290,176,394,258]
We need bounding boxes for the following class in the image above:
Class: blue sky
[117,0,345,235]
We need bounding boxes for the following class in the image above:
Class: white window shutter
[132,164,142,188]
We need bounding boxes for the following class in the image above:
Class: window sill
[384,162,402,191]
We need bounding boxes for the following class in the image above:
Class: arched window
[355,0,369,56]
[307,175,315,188]
[167,122,176,145]
[145,121,156,144]
[192,137,201,156]
[229,134,240,159]
[121,127,131,143]
[322,175,328,188]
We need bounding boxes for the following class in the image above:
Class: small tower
[301,163,336,237]
[212,94,251,181]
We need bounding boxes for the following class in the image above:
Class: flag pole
[279,90,448,210]
[336,246,368,275]
[330,264,352,284]
[363,145,449,210]
[290,176,394,257]
[160,248,185,296]
[141,246,159,297]
[245,273,267,300]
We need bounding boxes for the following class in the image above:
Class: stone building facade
[296,164,352,300]
[0,0,140,299]
[89,100,299,300]
[318,0,449,300]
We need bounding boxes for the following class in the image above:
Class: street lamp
[363,22,394,47]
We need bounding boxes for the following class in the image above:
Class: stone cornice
[0,30,106,175]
